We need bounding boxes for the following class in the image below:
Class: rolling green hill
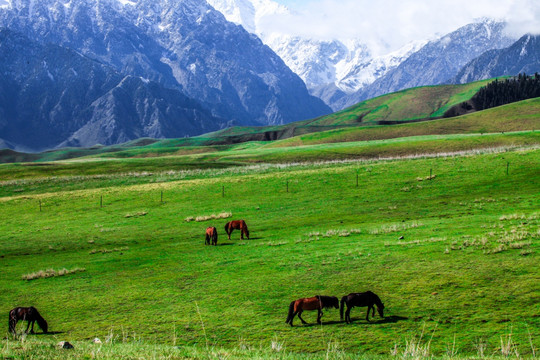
[270,97,540,148]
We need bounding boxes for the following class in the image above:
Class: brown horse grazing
[205,227,218,246]
[340,291,384,324]
[224,220,249,240]
[285,295,339,326]
[9,306,48,335]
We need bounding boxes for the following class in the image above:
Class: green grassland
[0,145,538,359]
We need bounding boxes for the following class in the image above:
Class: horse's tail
[243,221,249,239]
[8,309,15,334]
[340,296,347,320]
[285,301,295,324]
[32,308,48,333]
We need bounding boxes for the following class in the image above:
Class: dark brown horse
[340,291,384,323]
[9,306,48,335]
[224,220,249,240]
[205,227,218,245]
[285,295,339,326]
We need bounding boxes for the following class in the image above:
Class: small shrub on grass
[124,211,147,218]
[22,268,86,281]
[185,212,232,222]
[89,247,129,255]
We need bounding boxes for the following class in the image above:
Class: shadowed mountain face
[0,0,330,151]
[0,29,223,150]
[452,35,540,84]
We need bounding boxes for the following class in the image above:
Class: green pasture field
[0,144,538,359]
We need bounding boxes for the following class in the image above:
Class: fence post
[356,173,359,187]
[161,190,163,204]
[507,162,509,176]
[222,186,224,198]
[100,195,103,208]
[39,200,42,212]
[286,180,289,193]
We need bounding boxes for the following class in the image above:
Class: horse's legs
[25,320,31,334]
[297,310,307,324]
[9,318,17,335]
[366,306,372,322]
[345,306,352,324]
[372,306,376,317]
[240,227,244,239]
[30,320,35,334]
[288,311,297,326]
[317,309,323,324]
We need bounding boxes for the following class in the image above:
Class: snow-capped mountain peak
[208,0,431,109]
[207,0,288,34]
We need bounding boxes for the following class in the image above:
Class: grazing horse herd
[204,219,250,246]
[8,219,386,336]
[287,291,385,326]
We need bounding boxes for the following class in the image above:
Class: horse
[205,227,218,246]
[224,220,249,240]
[285,295,339,326]
[340,291,384,324]
[8,306,48,335]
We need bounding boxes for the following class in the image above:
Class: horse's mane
[31,307,48,333]
[315,295,338,309]
[363,291,384,308]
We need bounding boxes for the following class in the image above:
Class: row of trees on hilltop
[471,73,540,111]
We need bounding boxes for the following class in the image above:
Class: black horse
[340,291,384,323]
[286,295,339,326]
[8,306,48,335]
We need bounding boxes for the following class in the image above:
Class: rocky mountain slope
[453,34,540,84]
[0,28,223,150]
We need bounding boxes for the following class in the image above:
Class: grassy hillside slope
[270,97,540,147]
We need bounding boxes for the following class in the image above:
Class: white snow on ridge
[0,0,10,9]
[208,0,426,97]
[117,0,136,7]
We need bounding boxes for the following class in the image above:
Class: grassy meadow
[0,142,538,359]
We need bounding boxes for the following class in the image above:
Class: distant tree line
[471,73,540,111]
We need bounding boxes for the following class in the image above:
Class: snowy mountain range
[207,0,427,109]
[0,0,330,150]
